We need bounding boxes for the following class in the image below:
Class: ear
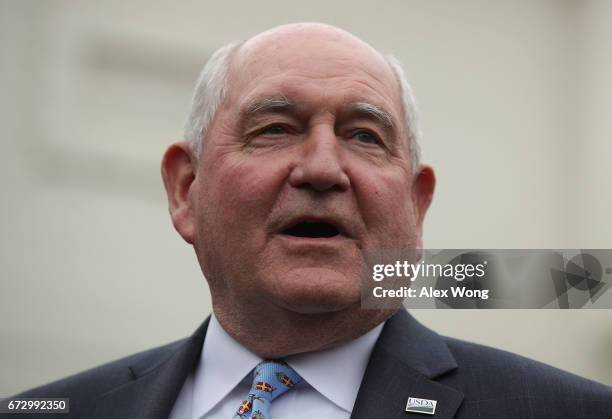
[161,141,197,244]
[411,164,436,228]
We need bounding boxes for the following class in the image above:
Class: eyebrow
[242,96,297,116]
[348,102,396,131]
[240,96,398,140]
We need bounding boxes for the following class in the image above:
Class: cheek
[353,169,416,244]
[200,154,289,229]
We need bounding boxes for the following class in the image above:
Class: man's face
[184,27,433,315]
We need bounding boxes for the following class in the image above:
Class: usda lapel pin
[405,397,437,415]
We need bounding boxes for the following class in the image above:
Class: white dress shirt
[169,314,384,419]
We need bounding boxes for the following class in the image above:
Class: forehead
[226,27,403,117]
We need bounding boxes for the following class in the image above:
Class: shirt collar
[192,314,261,417]
[193,313,384,416]
[286,321,384,412]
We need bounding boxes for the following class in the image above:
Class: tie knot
[250,360,302,402]
[233,361,302,419]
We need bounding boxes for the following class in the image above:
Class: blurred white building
[1,0,611,395]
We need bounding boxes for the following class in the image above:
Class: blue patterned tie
[232,360,302,419]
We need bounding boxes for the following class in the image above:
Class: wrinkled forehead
[235,24,391,70]
[227,25,402,113]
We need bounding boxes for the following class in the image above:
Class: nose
[288,127,351,192]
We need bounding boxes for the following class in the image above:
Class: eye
[245,123,296,148]
[352,130,380,145]
[260,124,289,136]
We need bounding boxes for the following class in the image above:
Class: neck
[212,302,394,358]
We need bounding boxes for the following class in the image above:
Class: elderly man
[10,23,612,419]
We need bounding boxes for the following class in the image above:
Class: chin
[268,266,362,314]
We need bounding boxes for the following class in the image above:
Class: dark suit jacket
[6,310,612,418]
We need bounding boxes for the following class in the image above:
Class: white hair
[384,54,422,169]
[184,40,244,157]
[184,41,422,169]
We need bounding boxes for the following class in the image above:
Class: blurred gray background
[1,0,612,396]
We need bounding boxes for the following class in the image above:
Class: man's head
[162,23,435,356]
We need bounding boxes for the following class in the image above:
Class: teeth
[283,222,340,238]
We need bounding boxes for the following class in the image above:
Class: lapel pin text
[405,397,437,415]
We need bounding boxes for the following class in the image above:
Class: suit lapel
[351,310,464,419]
[88,311,462,418]
[92,318,210,419]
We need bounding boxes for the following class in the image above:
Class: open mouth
[281,221,341,239]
